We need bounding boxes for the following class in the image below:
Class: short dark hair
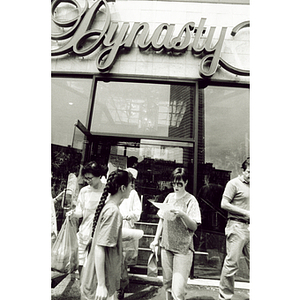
[241,157,250,171]
[127,156,138,168]
[171,167,188,182]
[81,161,108,177]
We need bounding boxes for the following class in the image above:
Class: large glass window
[195,85,250,281]
[51,77,92,211]
[51,75,249,281]
[91,81,194,139]
[204,86,250,179]
[51,77,92,147]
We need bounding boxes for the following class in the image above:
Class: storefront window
[198,85,249,232]
[51,75,249,281]
[51,77,92,147]
[51,77,92,204]
[204,86,250,179]
[195,85,250,281]
[91,81,194,139]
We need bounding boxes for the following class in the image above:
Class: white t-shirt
[119,189,142,228]
[75,185,104,243]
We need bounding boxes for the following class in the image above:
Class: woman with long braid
[81,169,133,300]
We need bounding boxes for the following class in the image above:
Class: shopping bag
[123,237,139,266]
[122,225,144,266]
[147,249,159,277]
[51,215,78,273]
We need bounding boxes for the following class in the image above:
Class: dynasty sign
[51,0,249,78]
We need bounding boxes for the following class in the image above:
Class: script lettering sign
[51,0,249,78]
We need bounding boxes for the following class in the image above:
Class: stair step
[135,222,158,236]
[134,222,214,269]
[137,247,209,256]
[136,248,209,266]
[129,265,163,277]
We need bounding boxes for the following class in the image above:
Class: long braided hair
[86,169,133,252]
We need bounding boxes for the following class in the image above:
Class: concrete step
[129,264,163,277]
[133,247,211,279]
[133,221,237,279]
[133,221,212,278]
[136,247,209,266]
[128,273,250,291]
[135,222,158,236]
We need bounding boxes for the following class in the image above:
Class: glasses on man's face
[84,176,94,182]
[172,182,184,188]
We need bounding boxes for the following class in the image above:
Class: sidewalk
[51,273,249,300]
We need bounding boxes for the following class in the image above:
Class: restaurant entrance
[72,119,195,222]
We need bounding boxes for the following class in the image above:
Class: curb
[129,273,250,291]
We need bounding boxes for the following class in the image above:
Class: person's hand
[150,239,159,252]
[95,284,108,300]
[66,210,74,218]
[170,208,184,218]
[122,236,134,242]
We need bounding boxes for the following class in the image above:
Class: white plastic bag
[51,216,78,273]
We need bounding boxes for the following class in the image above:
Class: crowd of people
[51,157,250,300]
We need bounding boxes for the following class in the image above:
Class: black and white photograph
[50,1,250,299]
[3,1,299,300]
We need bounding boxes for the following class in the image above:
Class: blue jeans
[219,220,250,300]
[161,248,193,300]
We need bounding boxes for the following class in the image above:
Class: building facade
[51,0,250,280]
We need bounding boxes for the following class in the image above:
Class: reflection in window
[96,138,194,206]
[107,139,193,166]
[140,139,193,164]
[91,81,193,139]
[51,78,92,147]
[204,86,250,179]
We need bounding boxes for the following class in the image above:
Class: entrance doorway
[73,120,195,222]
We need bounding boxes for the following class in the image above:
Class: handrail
[198,197,227,219]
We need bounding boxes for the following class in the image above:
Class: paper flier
[149,201,174,211]
[149,200,176,221]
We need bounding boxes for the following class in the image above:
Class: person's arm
[127,191,142,224]
[67,191,84,219]
[221,181,250,219]
[150,218,163,251]
[221,197,250,219]
[94,245,108,299]
[170,209,198,231]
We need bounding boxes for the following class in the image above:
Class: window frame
[51,71,249,196]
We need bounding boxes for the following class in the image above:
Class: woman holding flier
[150,167,201,300]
